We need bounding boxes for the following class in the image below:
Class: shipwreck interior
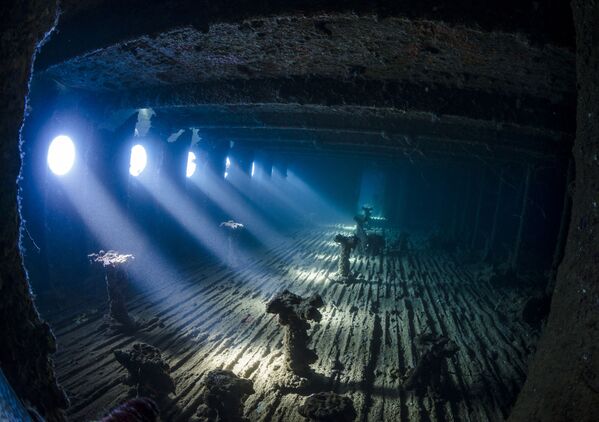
[1,1,599,421]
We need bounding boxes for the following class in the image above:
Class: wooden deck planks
[51,227,536,421]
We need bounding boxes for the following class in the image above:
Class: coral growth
[219,220,245,231]
[113,343,175,398]
[89,250,137,330]
[220,220,245,267]
[89,251,135,267]
[333,234,359,281]
[365,233,385,257]
[194,369,254,422]
[353,216,368,254]
[298,392,356,421]
[266,290,324,378]
[403,333,459,395]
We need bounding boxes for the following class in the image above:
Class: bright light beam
[226,164,301,226]
[194,164,285,247]
[47,135,76,176]
[139,175,231,263]
[186,151,197,178]
[129,144,147,176]
[224,156,231,179]
[61,172,180,300]
[286,170,350,223]
[249,169,306,223]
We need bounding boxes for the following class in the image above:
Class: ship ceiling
[36,4,576,163]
